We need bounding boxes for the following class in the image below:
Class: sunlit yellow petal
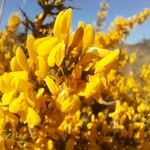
[9,94,27,113]
[16,47,30,72]
[35,56,48,78]
[10,57,22,71]
[53,11,64,37]
[1,90,16,105]
[44,76,59,95]
[10,71,28,81]
[59,8,72,41]
[11,78,32,92]
[47,42,63,67]
[27,34,36,60]
[26,107,41,128]
[95,49,120,73]
[55,41,65,67]
[56,90,80,113]
[53,9,72,41]
[83,24,94,50]
[36,37,59,56]
[36,88,45,99]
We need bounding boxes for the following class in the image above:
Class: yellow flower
[8,13,20,28]
[47,140,54,150]
[129,52,136,64]
[137,103,150,113]
[56,88,80,113]
[94,49,120,73]
[81,74,106,99]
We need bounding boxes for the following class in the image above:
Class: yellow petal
[78,21,85,28]
[11,78,32,92]
[26,107,41,128]
[35,56,48,78]
[53,11,64,37]
[53,9,72,41]
[27,90,36,107]
[129,52,136,64]
[0,73,13,92]
[16,47,30,72]
[83,24,94,50]
[55,41,65,67]
[1,90,16,105]
[59,8,72,41]
[87,47,110,58]
[47,42,63,67]
[27,34,36,60]
[33,36,50,50]
[95,49,120,73]
[68,27,84,52]
[44,76,59,95]
[83,75,103,98]
[47,140,54,150]
[10,71,28,81]
[10,57,22,71]
[9,94,27,113]
[36,88,45,99]
[36,37,59,56]
[56,91,80,113]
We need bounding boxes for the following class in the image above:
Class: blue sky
[1,0,150,44]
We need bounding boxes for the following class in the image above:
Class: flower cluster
[94,9,150,48]
[0,13,21,75]
[0,6,150,150]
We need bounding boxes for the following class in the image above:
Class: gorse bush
[0,1,150,150]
